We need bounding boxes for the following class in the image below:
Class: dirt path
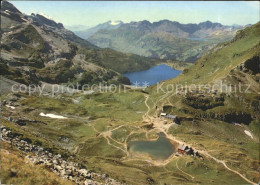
[200,151,257,185]
[99,125,129,154]
[140,94,257,185]
[80,93,256,185]
[143,95,151,121]
[176,158,195,180]
[166,135,256,185]
[104,136,127,154]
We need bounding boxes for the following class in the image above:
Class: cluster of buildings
[160,112,176,120]
[177,144,200,157]
[160,112,181,124]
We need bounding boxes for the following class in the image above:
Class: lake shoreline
[123,64,182,86]
[128,132,177,161]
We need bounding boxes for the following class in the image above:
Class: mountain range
[78,20,244,62]
[0,2,160,86]
[75,20,123,39]
[1,1,259,185]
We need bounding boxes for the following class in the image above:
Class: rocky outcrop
[183,93,225,111]
[239,55,260,75]
[194,111,253,124]
[1,127,127,185]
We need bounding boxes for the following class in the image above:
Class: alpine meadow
[0,1,259,185]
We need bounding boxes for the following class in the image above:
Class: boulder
[79,169,89,177]
[65,169,72,175]
[84,179,95,185]
[54,164,62,171]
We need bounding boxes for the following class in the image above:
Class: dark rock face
[183,94,225,111]
[31,14,64,29]
[192,111,253,125]
[221,112,253,124]
[1,1,26,23]
[162,105,174,113]
[244,56,260,75]
[2,1,22,14]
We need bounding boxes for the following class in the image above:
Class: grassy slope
[1,22,259,185]
[82,47,159,74]
[2,87,259,184]
[147,22,260,121]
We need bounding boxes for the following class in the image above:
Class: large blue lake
[123,64,181,86]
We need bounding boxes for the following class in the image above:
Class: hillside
[144,22,260,184]
[148,21,260,123]
[87,20,243,62]
[0,2,159,86]
[1,18,259,185]
[1,1,259,185]
[154,22,260,86]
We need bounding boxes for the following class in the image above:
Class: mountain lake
[123,64,181,86]
[128,132,175,160]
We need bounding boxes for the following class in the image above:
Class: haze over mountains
[75,20,123,39]
[75,20,244,62]
[65,25,90,32]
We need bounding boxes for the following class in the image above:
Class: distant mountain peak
[109,20,123,26]
[139,20,151,25]
[75,20,124,39]
[159,19,172,23]
[198,21,223,29]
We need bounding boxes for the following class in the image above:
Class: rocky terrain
[1,126,126,185]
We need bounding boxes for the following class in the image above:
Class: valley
[0,1,259,185]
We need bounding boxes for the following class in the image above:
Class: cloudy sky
[11,1,259,27]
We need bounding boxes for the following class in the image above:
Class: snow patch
[244,130,253,139]
[38,13,55,21]
[110,21,120,26]
[39,112,67,119]
[6,105,15,109]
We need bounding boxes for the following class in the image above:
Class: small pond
[128,132,175,160]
